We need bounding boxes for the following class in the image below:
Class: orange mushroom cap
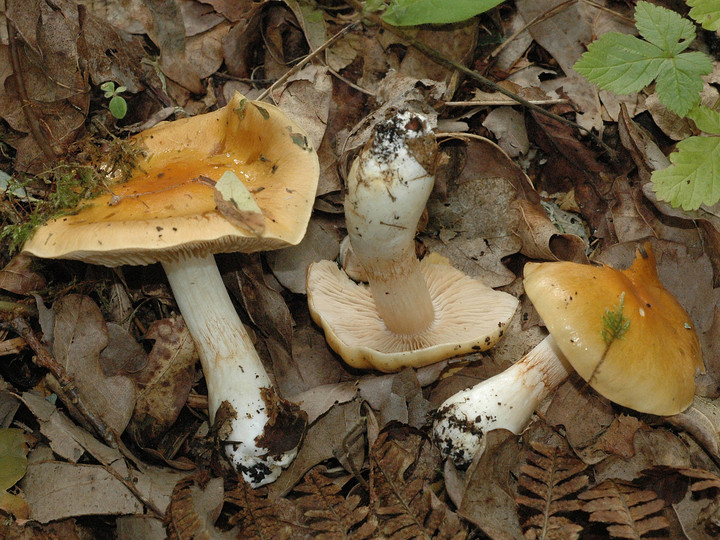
[523,243,704,415]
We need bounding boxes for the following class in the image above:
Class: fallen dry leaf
[0,254,45,295]
[459,429,523,539]
[21,458,143,523]
[127,317,197,447]
[51,294,136,435]
[425,138,522,287]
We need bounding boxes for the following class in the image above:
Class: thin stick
[344,0,615,159]
[257,22,359,102]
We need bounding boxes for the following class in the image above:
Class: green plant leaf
[687,105,720,135]
[573,33,664,94]
[652,136,720,210]
[655,52,712,116]
[109,95,128,120]
[688,0,720,31]
[0,428,28,491]
[635,1,695,54]
[574,1,712,117]
[100,81,115,93]
[381,0,505,26]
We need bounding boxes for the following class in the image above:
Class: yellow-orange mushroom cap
[523,243,704,415]
[23,92,319,266]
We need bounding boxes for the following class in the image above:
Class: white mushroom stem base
[432,335,571,467]
[163,254,304,487]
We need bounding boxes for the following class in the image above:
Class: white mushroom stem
[162,254,302,487]
[344,112,436,335]
[433,335,572,467]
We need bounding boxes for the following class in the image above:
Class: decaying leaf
[213,170,266,235]
[579,479,669,538]
[268,399,365,499]
[0,254,46,295]
[516,441,588,539]
[166,472,233,540]
[369,425,467,539]
[21,458,143,523]
[0,428,29,520]
[425,138,522,287]
[127,317,198,447]
[458,429,523,539]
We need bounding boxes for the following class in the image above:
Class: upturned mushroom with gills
[306,112,519,372]
[22,93,319,487]
[433,243,704,467]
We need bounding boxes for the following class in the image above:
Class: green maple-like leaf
[655,52,713,117]
[574,1,712,116]
[574,33,664,94]
[635,0,695,53]
[688,0,720,31]
[652,136,720,210]
[687,105,720,135]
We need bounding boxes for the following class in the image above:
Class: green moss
[1,137,142,253]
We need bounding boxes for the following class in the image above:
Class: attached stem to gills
[433,335,572,467]
[345,112,437,335]
[163,254,304,487]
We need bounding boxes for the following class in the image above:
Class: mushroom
[22,93,319,487]
[433,243,704,467]
[306,112,519,372]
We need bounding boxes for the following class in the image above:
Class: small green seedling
[100,81,128,120]
[574,1,720,211]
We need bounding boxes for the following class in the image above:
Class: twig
[6,20,59,161]
[343,0,616,159]
[257,21,359,102]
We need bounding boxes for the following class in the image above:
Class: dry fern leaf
[370,427,466,540]
[516,441,588,540]
[294,467,374,539]
[578,479,669,539]
[674,467,720,493]
[225,477,305,539]
[166,472,228,540]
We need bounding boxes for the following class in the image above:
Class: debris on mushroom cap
[306,255,519,372]
[523,242,704,416]
[22,92,320,266]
